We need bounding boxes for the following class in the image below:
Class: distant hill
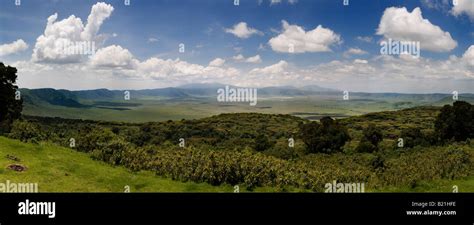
[21,88,85,108]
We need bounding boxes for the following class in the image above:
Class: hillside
[0,136,233,192]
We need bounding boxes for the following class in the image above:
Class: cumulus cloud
[246,55,262,63]
[233,54,262,63]
[233,54,245,61]
[250,60,288,74]
[225,22,262,39]
[209,58,226,67]
[31,2,114,63]
[90,45,137,69]
[451,0,474,21]
[462,45,474,67]
[0,39,29,57]
[353,59,368,64]
[376,7,457,52]
[81,2,114,40]
[268,20,341,53]
[343,47,368,58]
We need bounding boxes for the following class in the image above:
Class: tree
[435,101,474,142]
[356,124,383,153]
[254,134,274,152]
[0,63,23,133]
[399,127,428,148]
[299,116,351,154]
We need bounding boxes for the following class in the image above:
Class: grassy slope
[0,136,234,192]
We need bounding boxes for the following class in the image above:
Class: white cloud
[270,0,298,5]
[233,54,245,61]
[343,47,368,58]
[0,39,29,57]
[356,36,373,43]
[268,20,341,53]
[81,2,114,40]
[225,22,262,39]
[353,59,368,64]
[376,7,457,52]
[148,37,158,43]
[90,45,137,69]
[451,0,474,21]
[270,0,282,5]
[233,54,262,63]
[462,45,474,67]
[250,60,288,74]
[31,2,114,63]
[246,55,262,63]
[209,58,226,67]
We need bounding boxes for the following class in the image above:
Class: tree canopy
[0,63,23,133]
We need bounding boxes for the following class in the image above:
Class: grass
[374,177,474,192]
[22,96,424,123]
[0,136,234,192]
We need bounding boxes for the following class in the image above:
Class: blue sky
[0,0,473,92]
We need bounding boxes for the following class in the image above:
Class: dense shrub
[435,101,474,142]
[356,124,383,153]
[254,134,274,152]
[76,128,116,153]
[91,138,131,165]
[8,120,45,143]
[399,127,429,148]
[299,117,351,154]
[375,145,471,187]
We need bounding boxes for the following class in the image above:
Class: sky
[0,0,473,93]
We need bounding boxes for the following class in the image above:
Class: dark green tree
[299,116,351,154]
[356,124,383,153]
[0,63,23,133]
[435,101,474,142]
[399,127,428,148]
[254,133,274,152]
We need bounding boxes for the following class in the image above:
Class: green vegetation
[0,136,233,192]
[299,116,351,154]
[1,64,473,192]
[0,63,22,133]
[2,102,473,192]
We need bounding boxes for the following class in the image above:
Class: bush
[399,127,429,148]
[8,120,45,143]
[435,101,474,142]
[356,140,378,153]
[254,134,274,152]
[356,124,383,153]
[91,138,131,165]
[76,127,116,153]
[299,117,351,154]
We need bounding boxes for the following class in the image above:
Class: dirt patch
[7,164,27,172]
